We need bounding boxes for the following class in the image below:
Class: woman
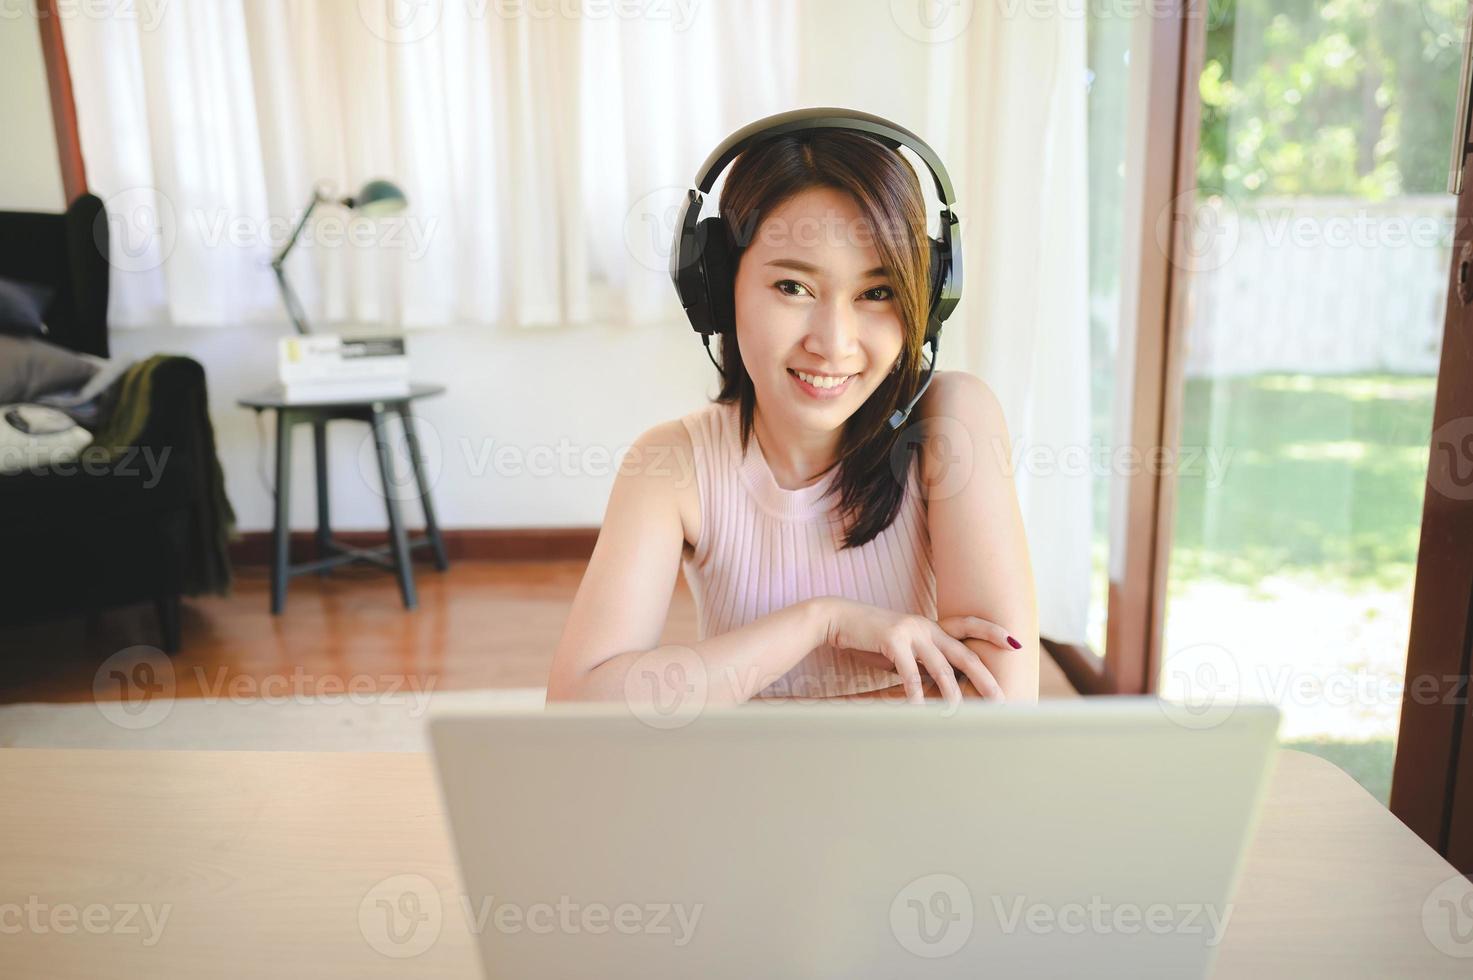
[546,116,1039,707]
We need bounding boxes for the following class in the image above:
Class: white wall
[108,321,718,533]
[0,1,66,212]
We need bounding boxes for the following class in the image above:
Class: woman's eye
[775,279,810,297]
[862,285,894,302]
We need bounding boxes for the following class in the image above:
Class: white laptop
[428,697,1280,979]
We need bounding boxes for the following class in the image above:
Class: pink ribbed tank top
[678,399,938,698]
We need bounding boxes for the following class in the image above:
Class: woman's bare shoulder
[628,416,700,557]
[913,371,1010,491]
[633,415,697,468]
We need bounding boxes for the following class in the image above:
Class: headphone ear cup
[696,216,737,335]
[926,237,947,341]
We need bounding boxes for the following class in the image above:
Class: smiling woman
[545,110,1038,707]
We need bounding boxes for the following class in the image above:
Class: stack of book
[277,335,411,402]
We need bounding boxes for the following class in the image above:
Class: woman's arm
[556,598,834,705]
[545,421,835,705]
[918,372,1041,702]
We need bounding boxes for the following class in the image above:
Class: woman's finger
[884,641,925,704]
[937,615,1018,651]
[936,631,1006,702]
[913,641,962,705]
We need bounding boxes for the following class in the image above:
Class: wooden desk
[0,748,1467,978]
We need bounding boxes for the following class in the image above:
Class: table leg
[271,410,294,614]
[371,407,417,610]
[396,405,449,571]
[312,420,331,575]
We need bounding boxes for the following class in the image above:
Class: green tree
[1197,0,1463,200]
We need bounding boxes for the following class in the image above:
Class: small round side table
[237,383,448,614]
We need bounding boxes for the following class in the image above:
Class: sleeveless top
[678,399,938,698]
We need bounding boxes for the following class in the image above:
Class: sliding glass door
[1158,0,1462,803]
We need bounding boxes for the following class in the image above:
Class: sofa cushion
[0,334,101,404]
[0,275,53,337]
[0,404,93,476]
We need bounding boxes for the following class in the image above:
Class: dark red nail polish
[1007,636,1022,649]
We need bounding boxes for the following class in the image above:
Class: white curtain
[964,3,1094,646]
[62,0,793,331]
[64,0,1092,643]
[792,2,1093,644]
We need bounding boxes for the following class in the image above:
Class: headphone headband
[690,106,957,207]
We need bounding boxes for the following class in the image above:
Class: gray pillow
[0,276,54,337]
[0,334,101,404]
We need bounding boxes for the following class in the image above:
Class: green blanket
[90,354,237,596]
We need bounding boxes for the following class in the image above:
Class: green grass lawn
[1167,373,1436,594]
[1089,372,1436,804]
[1281,736,1397,806]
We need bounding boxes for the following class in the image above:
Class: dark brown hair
[712,129,933,550]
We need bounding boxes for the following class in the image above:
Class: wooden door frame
[1388,57,1473,867]
[34,0,87,204]
[1045,1,1206,697]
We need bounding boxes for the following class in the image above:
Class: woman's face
[731,186,906,434]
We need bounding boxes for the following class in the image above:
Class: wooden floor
[0,559,1076,704]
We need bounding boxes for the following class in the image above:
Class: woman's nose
[806,298,859,362]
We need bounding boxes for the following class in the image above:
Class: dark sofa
[0,193,227,652]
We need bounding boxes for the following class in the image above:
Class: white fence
[1180,194,1452,378]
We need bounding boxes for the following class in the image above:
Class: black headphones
[669,106,962,429]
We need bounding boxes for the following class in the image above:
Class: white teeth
[795,370,851,389]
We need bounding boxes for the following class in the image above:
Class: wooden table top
[0,748,1468,978]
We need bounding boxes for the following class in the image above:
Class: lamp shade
[346,179,407,216]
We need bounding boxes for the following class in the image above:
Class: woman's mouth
[789,368,855,400]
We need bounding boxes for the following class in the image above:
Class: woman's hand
[822,597,1017,704]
